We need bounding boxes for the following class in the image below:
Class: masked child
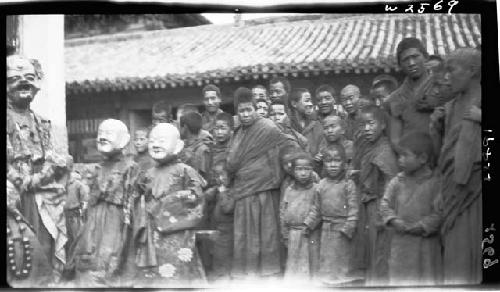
[380,132,442,286]
[280,152,320,281]
[71,119,139,287]
[135,123,207,287]
[305,145,359,285]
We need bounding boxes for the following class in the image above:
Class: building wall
[67,70,404,162]
[20,15,68,155]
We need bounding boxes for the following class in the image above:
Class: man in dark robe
[430,48,482,284]
[6,54,60,282]
[227,87,295,279]
[384,38,434,147]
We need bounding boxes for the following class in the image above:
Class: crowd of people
[6,37,482,288]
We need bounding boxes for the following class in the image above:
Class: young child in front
[280,152,320,281]
[204,161,235,282]
[304,144,359,285]
[380,131,442,286]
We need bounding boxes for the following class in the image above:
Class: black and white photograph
[4,0,498,289]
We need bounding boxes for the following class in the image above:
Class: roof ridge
[65,13,442,47]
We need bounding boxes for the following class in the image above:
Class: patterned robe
[380,171,442,286]
[305,176,359,284]
[71,154,138,287]
[7,182,52,288]
[280,182,320,281]
[134,161,207,287]
[7,106,58,278]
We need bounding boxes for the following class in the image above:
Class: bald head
[446,47,481,94]
[340,84,361,115]
[447,48,481,78]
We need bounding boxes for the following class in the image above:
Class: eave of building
[65,13,481,95]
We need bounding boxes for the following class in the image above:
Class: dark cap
[396,37,429,65]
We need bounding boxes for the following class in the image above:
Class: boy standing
[255,98,270,118]
[380,132,442,286]
[204,162,235,282]
[280,152,320,281]
[356,105,398,285]
[305,145,359,285]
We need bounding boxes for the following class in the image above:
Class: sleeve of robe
[304,185,321,230]
[219,189,235,215]
[340,179,359,239]
[416,179,443,237]
[380,175,400,225]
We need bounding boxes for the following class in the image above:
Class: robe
[65,176,89,259]
[134,161,207,287]
[7,206,53,288]
[438,82,482,285]
[280,182,320,281]
[7,106,57,278]
[354,136,398,285]
[380,171,442,286]
[226,117,294,278]
[384,74,434,143]
[209,186,235,281]
[276,116,310,153]
[133,152,155,173]
[301,120,324,157]
[71,153,138,287]
[202,109,224,134]
[305,176,359,284]
[180,134,213,180]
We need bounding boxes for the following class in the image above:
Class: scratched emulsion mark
[385,0,459,14]
[483,129,497,269]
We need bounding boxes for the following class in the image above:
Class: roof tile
[65,14,481,94]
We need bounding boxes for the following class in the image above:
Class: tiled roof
[65,13,481,94]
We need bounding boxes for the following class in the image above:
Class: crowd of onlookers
[7,37,482,288]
